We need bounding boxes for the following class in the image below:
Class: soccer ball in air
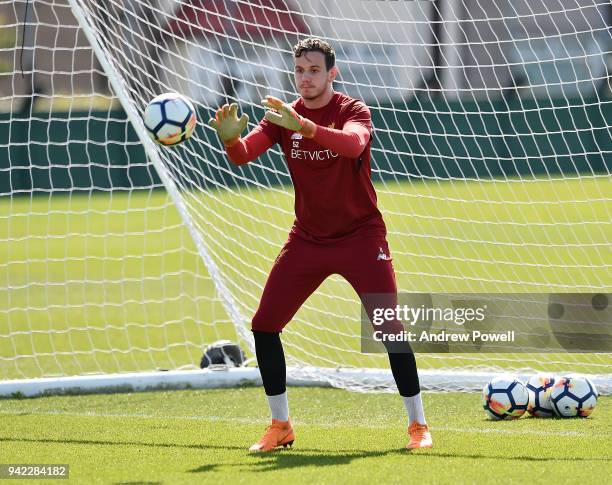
[143,92,197,146]
[482,375,529,420]
[550,376,598,418]
[525,374,556,417]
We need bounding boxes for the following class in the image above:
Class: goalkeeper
[209,38,431,451]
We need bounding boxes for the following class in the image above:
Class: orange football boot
[249,418,295,453]
[406,422,433,449]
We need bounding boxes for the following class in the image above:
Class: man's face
[294,51,336,100]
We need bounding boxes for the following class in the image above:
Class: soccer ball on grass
[525,374,556,418]
[482,374,529,420]
[549,376,598,418]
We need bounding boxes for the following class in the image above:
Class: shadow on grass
[2,435,609,474]
[189,449,399,473]
[0,435,360,454]
[188,445,612,474]
[113,482,162,485]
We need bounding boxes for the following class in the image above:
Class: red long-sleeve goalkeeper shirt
[226,92,385,243]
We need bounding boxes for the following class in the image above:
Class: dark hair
[293,38,335,71]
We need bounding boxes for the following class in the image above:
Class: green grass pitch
[1,177,610,482]
[0,388,610,484]
[1,177,610,378]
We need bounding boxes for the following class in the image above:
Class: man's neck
[301,86,335,109]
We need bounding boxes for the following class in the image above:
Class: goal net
[1,0,611,393]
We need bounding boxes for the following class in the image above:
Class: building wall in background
[0,0,99,107]
[1,0,609,107]
[458,0,610,98]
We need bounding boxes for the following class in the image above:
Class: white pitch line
[0,410,608,438]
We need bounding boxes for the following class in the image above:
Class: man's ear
[329,66,338,83]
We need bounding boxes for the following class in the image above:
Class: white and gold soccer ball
[482,374,529,420]
[550,376,598,418]
[526,374,556,418]
[143,92,197,146]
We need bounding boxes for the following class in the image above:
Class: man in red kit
[208,38,432,452]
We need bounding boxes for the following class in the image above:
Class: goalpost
[1,0,610,396]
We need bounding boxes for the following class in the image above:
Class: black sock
[252,330,286,396]
[387,350,421,397]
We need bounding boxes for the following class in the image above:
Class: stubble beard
[300,84,327,101]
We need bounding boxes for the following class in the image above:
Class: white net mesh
[1,0,610,390]
[0,0,236,380]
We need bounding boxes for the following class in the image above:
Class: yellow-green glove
[208,103,249,147]
[262,96,316,138]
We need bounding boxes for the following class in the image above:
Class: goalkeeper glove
[208,103,249,147]
[262,96,316,138]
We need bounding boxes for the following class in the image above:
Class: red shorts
[251,228,401,333]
